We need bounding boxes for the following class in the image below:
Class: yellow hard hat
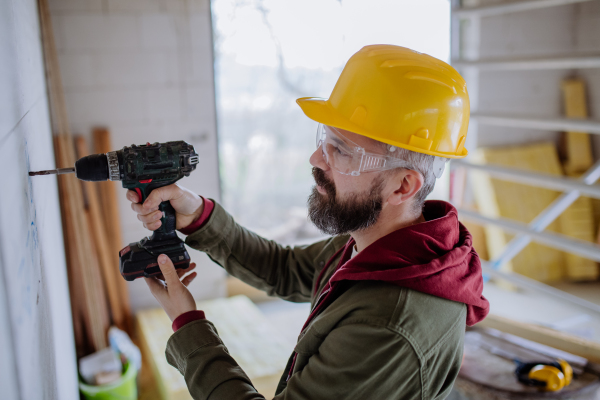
[297,44,470,158]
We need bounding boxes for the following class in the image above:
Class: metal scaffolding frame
[453,0,596,18]
[471,114,600,134]
[451,0,600,314]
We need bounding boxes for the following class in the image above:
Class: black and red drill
[30,140,199,281]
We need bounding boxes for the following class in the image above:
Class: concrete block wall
[49,0,225,310]
[1,0,78,398]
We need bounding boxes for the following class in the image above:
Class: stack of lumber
[76,133,132,334]
[39,0,131,357]
[54,134,110,356]
[93,128,132,333]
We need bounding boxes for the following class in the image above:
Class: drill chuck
[74,153,111,181]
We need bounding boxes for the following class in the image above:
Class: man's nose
[309,148,329,171]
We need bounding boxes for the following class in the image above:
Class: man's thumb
[157,254,180,286]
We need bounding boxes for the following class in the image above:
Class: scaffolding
[451,0,600,315]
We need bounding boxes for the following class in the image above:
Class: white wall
[0,0,78,399]
[49,0,226,310]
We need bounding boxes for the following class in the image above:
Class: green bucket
[79,362,138,400]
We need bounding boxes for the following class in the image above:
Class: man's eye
[334,147,351,157]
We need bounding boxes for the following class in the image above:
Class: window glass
[213,0,451,244]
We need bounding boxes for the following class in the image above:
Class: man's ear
[386,169,424,206]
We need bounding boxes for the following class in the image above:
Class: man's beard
[307,167,385,235]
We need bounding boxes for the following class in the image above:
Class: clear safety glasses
[316,124,410,176]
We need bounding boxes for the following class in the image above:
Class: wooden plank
[562,78,592,175]
[92,127,133,333]
[559,78,598,281]
[479,328,588,371]
[53,136,85,356]
[478,314,600,364]
[57,134,109,353]
[76,136,128,331]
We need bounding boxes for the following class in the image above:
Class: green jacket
[166,201,467,399]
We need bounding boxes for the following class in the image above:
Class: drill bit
[29,167,75,176]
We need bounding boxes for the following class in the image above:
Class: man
[128,45,489,399]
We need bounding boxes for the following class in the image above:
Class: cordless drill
[30,141,199,281]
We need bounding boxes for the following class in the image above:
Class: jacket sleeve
[183,200,345,303]
[166,319,423,400]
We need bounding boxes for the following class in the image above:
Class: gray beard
[307,167,385,236]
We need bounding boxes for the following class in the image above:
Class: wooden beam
[92,127,133,334]
[562,78,593,174]
[76,136,129,332]
[560,78,597,281]
[478,314,600,364]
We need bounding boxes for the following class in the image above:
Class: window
[213,0,451,244]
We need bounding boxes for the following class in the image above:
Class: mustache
[312,167,336,196]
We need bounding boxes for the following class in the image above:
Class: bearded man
[128,45,489,400]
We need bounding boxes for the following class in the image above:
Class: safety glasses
[316,124,410,176]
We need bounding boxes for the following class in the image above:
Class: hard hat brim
[296,97,365,136]
[296,97,468,159]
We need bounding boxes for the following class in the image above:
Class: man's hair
[377,141,448,213]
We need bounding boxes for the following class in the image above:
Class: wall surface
[0,0,78,399]
[48,0,225,310]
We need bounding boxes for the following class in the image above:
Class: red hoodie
[284,200,489,381]
[306,200,489,330]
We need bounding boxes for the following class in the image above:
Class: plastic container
[79,362,138,400]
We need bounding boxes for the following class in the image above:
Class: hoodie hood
[329,200,489,325]
[287,200,489,380]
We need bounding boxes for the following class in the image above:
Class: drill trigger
[134,188,143,203]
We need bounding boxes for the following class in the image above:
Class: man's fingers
[181,272,197,287]
[137,210,163,224]
[176,262,197,278]
[157,254,181,287]
[131,202,158,215]
[143,185,181,210]
[144,276,165,298]
[143,220,162,231]
[126,190,140,203]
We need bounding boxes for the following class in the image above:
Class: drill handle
[149,201,178,241]
[134,183,179,241]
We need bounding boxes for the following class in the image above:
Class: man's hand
[145,254,198,321]
[126,183,204,231]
